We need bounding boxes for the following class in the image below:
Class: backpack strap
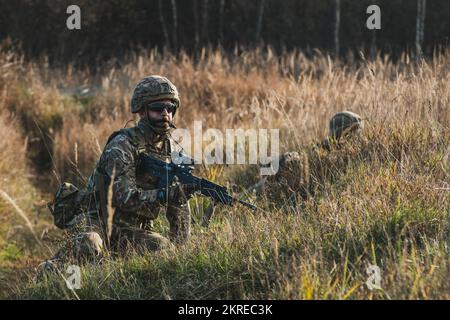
[104,126,147,154]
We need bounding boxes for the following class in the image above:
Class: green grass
[14,146,450,299]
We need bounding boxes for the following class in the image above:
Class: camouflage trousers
[38,203,190,274]
[64,214,174,261]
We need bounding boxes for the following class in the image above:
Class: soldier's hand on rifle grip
[158,183,200,204]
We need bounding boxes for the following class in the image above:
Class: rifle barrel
[237,199,257,211]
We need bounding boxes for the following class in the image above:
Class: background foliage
[0,0,449,64]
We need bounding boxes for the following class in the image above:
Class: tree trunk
[201,0,209,43]
[334,0,340,57]
[158,0,170,49]
[370,29,377,60]
[415,0,427,58]
[420,0,427,52]
[255,0,266,43]
[193,0,200,49]
[219,0,225,44]
[170,0,178,51]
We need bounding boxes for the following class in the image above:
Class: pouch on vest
[48,182,85,229]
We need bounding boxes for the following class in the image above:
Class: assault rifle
[139,154,257,220]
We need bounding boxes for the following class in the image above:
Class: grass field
[0,45,449,299]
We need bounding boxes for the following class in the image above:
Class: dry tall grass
[2,46,449,181]
[0,45,449,299]
[0,112,52,297]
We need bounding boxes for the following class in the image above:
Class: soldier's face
[141,99,174,129]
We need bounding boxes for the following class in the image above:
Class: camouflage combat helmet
[131,75,180,115]
[329,111,364,140]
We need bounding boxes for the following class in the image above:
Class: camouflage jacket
[84,120,173,225]
[264,134,369,203]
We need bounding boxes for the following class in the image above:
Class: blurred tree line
[0,0,448,64]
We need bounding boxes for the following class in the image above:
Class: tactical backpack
[47,182,87,229]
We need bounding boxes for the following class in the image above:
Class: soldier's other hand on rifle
[158,183,200,204]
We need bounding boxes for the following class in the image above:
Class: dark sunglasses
[147,102,177,114]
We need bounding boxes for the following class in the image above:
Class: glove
[158,183,200,203]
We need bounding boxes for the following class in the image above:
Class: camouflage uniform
[78,119,190,255]
[262,111,367,204]
[39,76,189,270]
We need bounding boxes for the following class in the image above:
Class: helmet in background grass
[329,111,364,140]
[131,75,180,115]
